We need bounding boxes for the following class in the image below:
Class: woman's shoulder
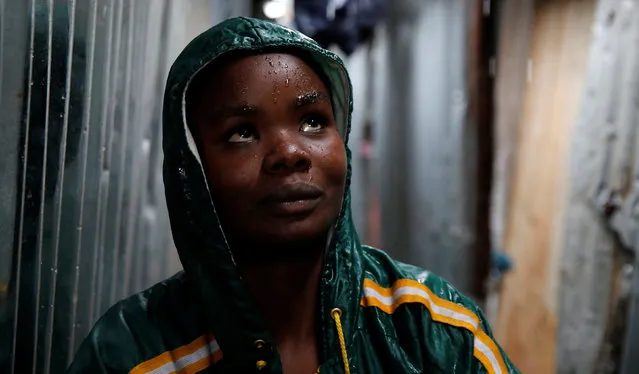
[358,245,519,374]
[67,271,207,373]
[358,245,477,311]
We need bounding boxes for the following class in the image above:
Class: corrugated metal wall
[376,0,477,296]
[0,1,250,373]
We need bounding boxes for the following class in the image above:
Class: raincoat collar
[162,17,361,371]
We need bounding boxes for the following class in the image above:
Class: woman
[68,17,519,373]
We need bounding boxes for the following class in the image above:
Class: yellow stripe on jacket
[129,333,222,374]
[360,278,508,374]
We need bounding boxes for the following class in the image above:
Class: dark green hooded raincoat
[67,17,520,374]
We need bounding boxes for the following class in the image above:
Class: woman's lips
[259,183,324,217]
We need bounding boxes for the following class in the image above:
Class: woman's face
[188,53,347,259]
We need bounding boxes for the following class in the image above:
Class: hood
[162,17,361,371]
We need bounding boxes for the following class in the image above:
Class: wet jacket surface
[67,17,520,374]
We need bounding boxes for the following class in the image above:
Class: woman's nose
[262,134,312,174]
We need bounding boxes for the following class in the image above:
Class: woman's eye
[300,116,326,133]
[227,125,256,143]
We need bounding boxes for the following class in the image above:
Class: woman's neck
[239,247,324,347]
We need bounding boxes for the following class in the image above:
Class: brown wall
[493,0,596,372]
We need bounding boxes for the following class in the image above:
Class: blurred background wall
[0,0,638,373]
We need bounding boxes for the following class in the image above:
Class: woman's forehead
[187,52,333,120]
[215,53,319,83]
[195,53,329,99]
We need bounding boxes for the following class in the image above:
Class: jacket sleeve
[470,304,521,374]
[66,332,111,374]
[65,306,140,374]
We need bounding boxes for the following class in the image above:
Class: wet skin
[187,52,347,259]
[187,52,347,373]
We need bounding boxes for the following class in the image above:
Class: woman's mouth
[259,183,324,217]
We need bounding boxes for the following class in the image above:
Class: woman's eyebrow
[293,91,330,109]
[211,102,262,120]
